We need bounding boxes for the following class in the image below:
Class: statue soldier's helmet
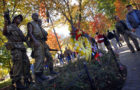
[12,14,23,23]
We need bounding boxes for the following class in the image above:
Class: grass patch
[0,79,11,89]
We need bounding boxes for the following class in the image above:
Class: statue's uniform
[39,27,54,72]
[5,24,30,82]
[29,21,45,73]
[44,41,54,72]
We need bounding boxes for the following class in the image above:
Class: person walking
[58,53,64,65]
[95,32,106,51]
[115,16,140,53]
[103,34,111,51]
[126,5,140,38]
[107,30,119,53]
[113,30,122,47]
[64,47,72,63]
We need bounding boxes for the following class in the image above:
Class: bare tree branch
[2,0,6,12]
[79,0,82,29]
[63,0,73,24]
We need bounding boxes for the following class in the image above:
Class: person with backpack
[107,30,119,53]
[102,34,111,51]
[64,47,72,63]
[126,5,140,38]
[115,16,140,53]
[113,30,122,47]
[58,52,64,65]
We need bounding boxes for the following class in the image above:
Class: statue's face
[32,13,39,21]
[15,17,22,24]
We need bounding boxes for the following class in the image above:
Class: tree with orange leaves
[130,0,140,9]
[89,13,112,35]
[39,2,46,19]
[114,0,127,19]
[46,30,62,56]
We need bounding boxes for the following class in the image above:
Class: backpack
[107,32,114,40]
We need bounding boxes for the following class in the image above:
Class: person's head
[113,30,115,33]
[126,5,133,12]
[38,19,42,26]
[114,16,120,21]
[96,32,99,35]
[12,15,23,25]
[107,30,109,32]
[32,13,39,21]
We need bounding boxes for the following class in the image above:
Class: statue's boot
[24,74,34,87]
[35,72,49,82]
[24,79,32,88]
[35,72,44,83]
[49,67,58,75]
[16,80,27,90]
[10,84,16,90]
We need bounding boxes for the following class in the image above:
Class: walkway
[119,44,140,90]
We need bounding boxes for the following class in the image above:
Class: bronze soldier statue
[27,13,49,85]
[3,13,31,89]
[38,19,58,74]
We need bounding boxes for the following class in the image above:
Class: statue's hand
[4,20,8,25]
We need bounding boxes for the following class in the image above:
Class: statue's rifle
[83,62,95,90]
[46,10,62,55]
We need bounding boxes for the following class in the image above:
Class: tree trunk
[79,0,82,29]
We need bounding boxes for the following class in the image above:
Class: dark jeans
[123,31,140,52]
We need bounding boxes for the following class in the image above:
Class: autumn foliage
[130,0,140,9]
[89,13,112,35]
[73,13,112,36]
[46,30,61,51]
[39,2,46,19]
[114,0,127,19]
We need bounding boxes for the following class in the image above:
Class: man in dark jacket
[107,30,119,53]
[126,5,140,38]
[113,30,122,47]
[115,16,140,53]
[58,53,64,65]
[103,34,111,51]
